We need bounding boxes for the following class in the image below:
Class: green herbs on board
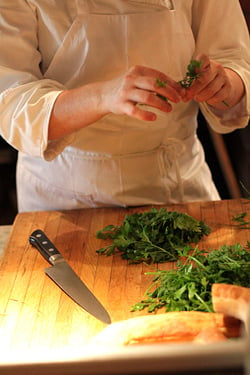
[131,243,250,313]
[96,207,211,264]
[96,203,250,314]
[231,192,250,229]
[232,212,250,229]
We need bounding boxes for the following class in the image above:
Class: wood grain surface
[0,199,249,361]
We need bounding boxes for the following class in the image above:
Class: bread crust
[90,311,241,347]
[212,283,250,322]
[90,283,250,347]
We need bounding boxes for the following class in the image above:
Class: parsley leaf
[232,212,250,229]
[155,78,169,102]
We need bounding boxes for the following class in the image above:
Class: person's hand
[49,65,183,140]
[101,65,183,121]
[182,54,245,110]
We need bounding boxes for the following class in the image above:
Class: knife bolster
[49,254,64,265]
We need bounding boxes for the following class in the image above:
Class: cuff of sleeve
[43,133,75,161]
[40,88,75,160]
[201,95,249,134]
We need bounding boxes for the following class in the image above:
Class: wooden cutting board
[0,199,249,361]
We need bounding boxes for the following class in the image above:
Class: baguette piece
[193,327,228,344]
[90,311,241,347]
[212,283,250,329]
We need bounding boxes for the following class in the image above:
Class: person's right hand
[100,65,183,121]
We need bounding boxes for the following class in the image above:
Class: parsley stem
[141,228,177,261]
[222,100,230,107]
[194,293,213,312]
[148,242,177,261]
[188,255,209,272]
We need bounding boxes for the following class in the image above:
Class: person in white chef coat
[0,0,249,212]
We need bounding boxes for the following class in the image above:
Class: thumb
[195,53,211,72]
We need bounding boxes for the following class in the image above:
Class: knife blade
[29,229,111,324]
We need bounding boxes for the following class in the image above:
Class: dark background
[0,0,249,225]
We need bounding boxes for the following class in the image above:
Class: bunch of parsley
[131,243,250,313]
[96,208,210,264]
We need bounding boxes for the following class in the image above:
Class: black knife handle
[29,229,63,265]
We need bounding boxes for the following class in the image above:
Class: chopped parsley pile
[96,208,210,264]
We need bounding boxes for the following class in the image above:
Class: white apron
[17,0,220,211]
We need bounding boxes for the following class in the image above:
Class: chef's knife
[29,229,111,324]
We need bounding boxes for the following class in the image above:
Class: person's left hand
[182,54,244,110]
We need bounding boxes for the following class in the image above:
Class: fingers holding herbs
[181,54,245,109]
[182,55,228,105]
[155,56,231,110]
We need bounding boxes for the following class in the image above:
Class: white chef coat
[0,0,249,211]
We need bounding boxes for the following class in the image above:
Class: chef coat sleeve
[191,0,250,134]
[0,1,73,161]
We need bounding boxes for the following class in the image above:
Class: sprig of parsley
[155,78,169,101]
[231,195,250,229]
[156,60,229,106]
[179,60,202,88]
[131,243,250,313]
[96,208,210,264]
[156,60,202,92]
[232,212,250,229]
